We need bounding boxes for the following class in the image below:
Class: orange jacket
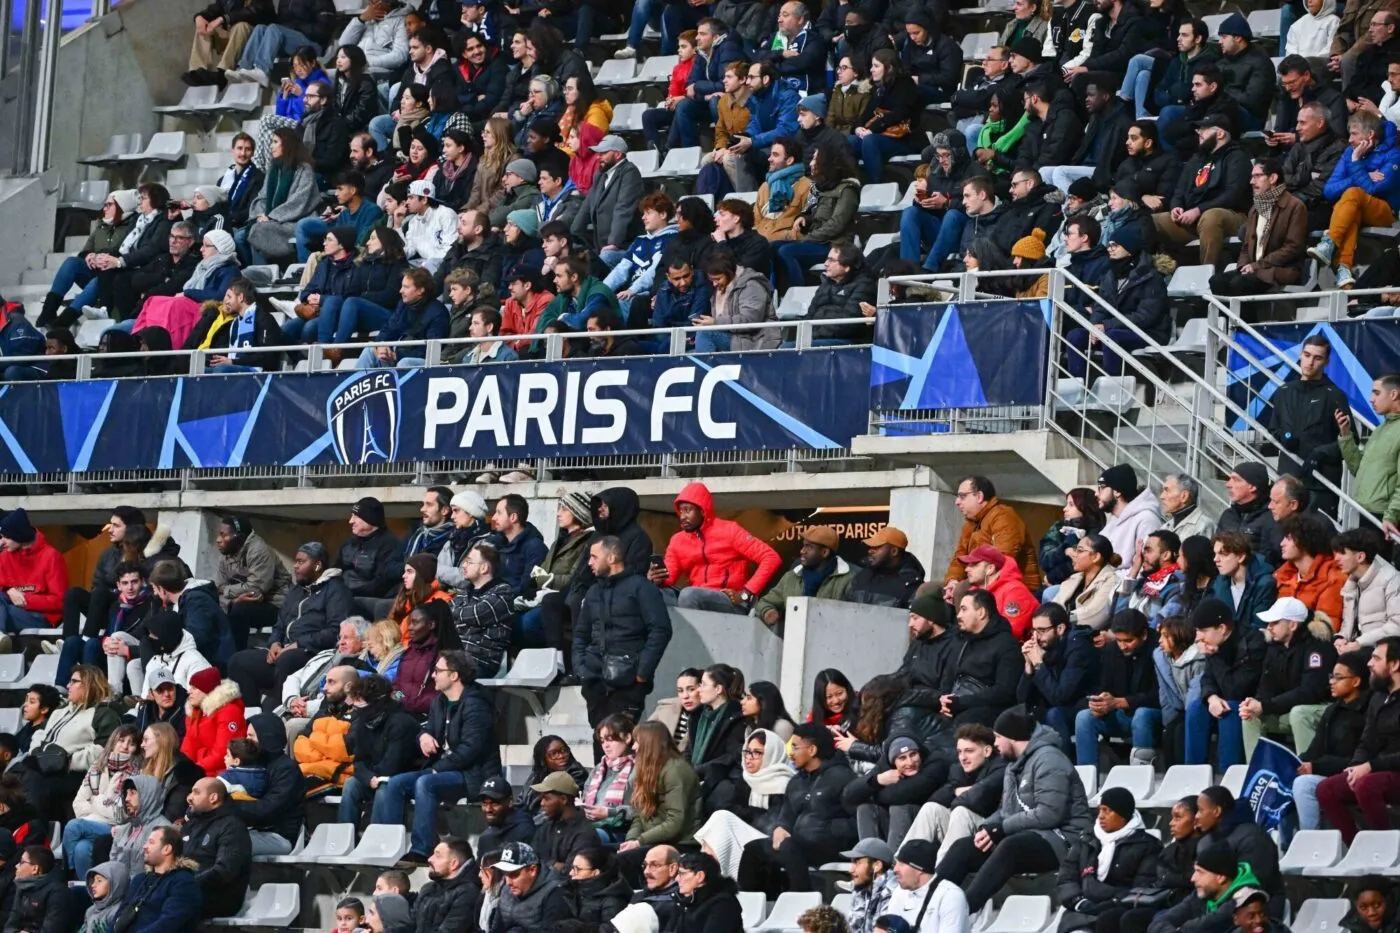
[294,710,353,783]
[395,585,454,645]
[1275,554,1348,630]
[946,499,1043,589]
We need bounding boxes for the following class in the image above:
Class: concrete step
[65,234,87,252]
[20,268,54,287]
[193,151,225,170]
[44,252,69,271]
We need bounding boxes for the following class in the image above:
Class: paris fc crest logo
[326,371,401,465]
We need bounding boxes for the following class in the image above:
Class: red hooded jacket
[181,680,247,776]
[0,531,69,623]
[662,482,783,596]
[984,559,1040,641]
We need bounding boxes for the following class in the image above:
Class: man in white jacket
[886,838,970,933]
[1096,464,1165,574]
[400,180,459,273]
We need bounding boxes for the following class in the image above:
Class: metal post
[0,0,14,77]
[12,0,41,172]
[28,0,60,172]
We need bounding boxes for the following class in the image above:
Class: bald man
[183,777,253,918]
[291,664,360,773]
[635,844,681,927]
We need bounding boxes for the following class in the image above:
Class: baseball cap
[407,179,437,199]
[802,526,839,550]
[1230,886,1268,911]
[495,842,539,872]
[1192,112,1234,134]
[957,545,1006,568]
[1256,596,1310,625]
[529,771,579,796]
[590,134,629,154]
[840,838,895,864]
[864,526,909,549]
[478,776,512,802]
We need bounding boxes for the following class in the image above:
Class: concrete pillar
[888,486,963,585]
[156,509,221,580]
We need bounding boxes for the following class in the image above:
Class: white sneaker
[499,470,534,483]
[246,67,270,87]
[613,46,636,59]
[81,305,109,320]
[474,472,498,483]
[39,639,60,655]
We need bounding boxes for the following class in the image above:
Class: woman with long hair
[559,71,612,149]
[564,847,633,924]
[741,682,796,740]
[649,668,704,753]
[364,619,406,682]
[773,141,861,292]
[244,127,318,264]
[387,85,431,162]
[810,668,859,730]
[466,116,519,216]
[389,554,452,644]
[1053,533,1122,631]
[140,721,204,822]
[1153,613,1205,766]
[837,673,937,771]
[63,723,141,878]
[977,86,1027,178]
[248,46,328,172]
[693,728,794,892]
[21,665,122,819]
[1163,535,1218,621]
[424,79,471,139]
[330,225,409,351]
[851,48,923,182]
[1040,488,1107,586]
[433,129,479,211]
[618,723,701,884]
[332,45,380,132]
[391,126,441,187]
[581,715,635,844]
[688,664,748,797]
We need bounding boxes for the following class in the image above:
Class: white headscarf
[742,727,794,809]
[1094,810,1145,879]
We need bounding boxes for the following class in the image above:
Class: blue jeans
[626,0,662,48]
[1185,697,1244,768]
[1074,707,1163,766]
[599,247,627,269]
[1158,104,1187,142]
[775,240,831,292]
[660,3,703,54]
[924,209,966,271]
[368,113,396,153]
[900,206,942,264]
[1118,53,1156,118]
[335,297,393,344]
[338,774,374,824]
[694,330,731,354]
[642,107,673,151]
[0,599,51,635]
[237,24,317,74]
[671,96,716,148]
[50,257,99,306]
[1065,326,1148,379]
[1044,706,1076,751]
[57,635,108,688]
[516,607,544,647]
[355,348,423,369]
[1286,773,1326,849]
[848,132,920,184]
[62,818,112,879]
[370,768,471,856]
[3,365,46,382]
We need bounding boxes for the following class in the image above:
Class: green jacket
[1340,412,1400,522]
[538,275,621,332]
[800,178,860,245]
[625,757,701,846]
[754,557,855,622]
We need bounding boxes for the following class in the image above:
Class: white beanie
[111,189,138,215]
[609,904,659,933]
[203,229,236,257]
[450,490,488,518]
[194,184,227,206]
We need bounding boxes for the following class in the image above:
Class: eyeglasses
[1329,672,1359,681]
[432,666,451,675]
[743,748,764,759]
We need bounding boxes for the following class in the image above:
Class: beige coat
[1340,556,1400,646]
[1053,566,1120,632]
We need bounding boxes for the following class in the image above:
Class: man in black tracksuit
[181,778,252,919]
[573,535,673,734]
[1268,337,1356,515]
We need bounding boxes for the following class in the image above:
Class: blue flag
[1238,737,1302,831]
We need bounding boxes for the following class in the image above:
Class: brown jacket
[828,80,872,134]
[1240,190,1308,286]
[1334,0,1400,55]
[946,497,1043,588]
[755,176,814,241]
[714,93,752,151]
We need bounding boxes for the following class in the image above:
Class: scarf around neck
[583,753,634,810]
[743,728,795,808]
[764,163,806,216]
[1094,811,1144,879]
[119,210,157,257]
[184,248,237,293]
[1141,562,1180,598]
[1253,183,1285,222]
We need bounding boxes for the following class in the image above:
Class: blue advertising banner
[0,349,872,474]
[869,300,1052,411]
[1226,319,1400,430]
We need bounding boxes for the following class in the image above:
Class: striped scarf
[582,753,634,809]
[1253,183,1285,223]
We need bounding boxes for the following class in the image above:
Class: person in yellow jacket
[293,664,359,788]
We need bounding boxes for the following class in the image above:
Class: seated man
[1150,113,1251,269]
[485,494,549,597]
[902,723,1005,862]
[1185,597,1266,769]
[278,616,374,726]
[369,649,501,863]
[449,544,515,678]
[1316,635,1400,843]
[1310,111,1400,289]
[1208,157,1310,297]
[898,131,986,274]
[732,61,800,192]
[647,480,783,614]
[150,558,234,671]
[544,256,620,331]
[793,245,876,348]
[1075,609,1161,766]
[492,842,573,925]
[850,526,926,609]
[1015,603,1097,749]
[415,835,482,930]
[934,706,1093,914]
[214,515,292,653]
[944,476,1042,598]
[1115,528,1183,627]
[755,526,854,625]
[6,846,78,933]
[1240,596,1336,761]
[942,590,1022,727]
[959,546,1039,640]
[886,839,970,931]
[841,839,897,933]
[529,772,595,872]
[1144,846,1254,933]
[1290,652,1370,840]
[181,777,253,919]
[290,664,359,788]
[338,498,405,620]
[477,775,536,856]
[0,508,67,637]
[119,827,203,927]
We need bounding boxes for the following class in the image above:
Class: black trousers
[935,831,1061,912]
[537,593,573,672]
[227,601,280,653]
[62,587,115,639]
[227,646,311,708]
[581,678,648,757]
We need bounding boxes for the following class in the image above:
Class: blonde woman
[999,0,1050,49]
[140,721,204,822]
[366,618,406,681]
[466,116,520,218]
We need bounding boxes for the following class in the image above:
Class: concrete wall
[0,175,56,285]
[650,607,784,711]
[780,597,908,719]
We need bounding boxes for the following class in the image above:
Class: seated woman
[617,722,702,885]
[252,46,329,171]
[129,229,241,348]
[519,734,591,817]
[1053,789,1163,933]
[559,71,613,152]
[383,85,430,163]
[694,728,793,894]
[139,721,205,822]
[581,714,635,845]
[510,76,563,152]
[836,673,939,774]
[18,665,122,819]
[650,667,703,754]
[423,80,472,139]
[1095,795,1200,933]
[1039,489,1105,588]
[433,130,479,211]
[741,681,796,741]
[62,723,141,879]
[390,127,441,190]
[240,128,319,265]
[849,49,923,184]
[82,185,175,324]
[564,847,633,925]
[39,191,135,327]
[693,251,778,354]
[466,117,519,218]
[389,554,452,644]
[333,44,381,133]
[773,142,861,292]
[1052,533,1121,632]
[809,668,859,731]
[281,225,363,346]
[688,664,749,809]
[364,619,405,683]
[180,667,247,777]
[842,733,950,852]
[327,225,410,360]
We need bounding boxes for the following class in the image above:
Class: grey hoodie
[714,266,780,352]
[110,774,173,880]
[82,860,131,933]
[982,724,1093,859]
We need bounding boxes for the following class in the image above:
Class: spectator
[631,846,680,928]
[667,851,743,931]
[944,476,1042,595]
[712,199,775,279]
[1276,514,1348,627]
[181,778,252,918]
[184,0,273,87]
[118,826,202,932]
[901,722,1005,862]
[960,546,1039,639]
[230,0,335,86]
[240,128,318,265]
[544,256,621,331]
[486,494,548,597]
[291,664,358,790]
[936,706,1093,914]
[19,664,120,818]
[899,130,983,273]
[367,892,414,932]
[64,724,141,879]
[1150,114,1250,267]
[132,668,190,737]
[1065,223,1169,375]
[693,727,793,883]
[214,516,291,654]
[338,498,405,618]
[107,770,174,880]
[227,541,353,708]
[180,668,246,778]
[797,243,876,346]
[79,859,131,933]
[1338,374,1400,537]
[1340,879,1397,933]
[376,650,500,860]
[277,617,375,726]
[514,740,586,818]
[436,490,491,592]
[119,224,225,331]
[843,734,950,853]
[1268,337,1353,517]
[1016,603,1097,747]
[1076,609,1161,766]
[581,715,635,845]
[731,62,801,192]
[1155,475,1213,542]
[1040,490,1107,587]
[834,841,896,933]
[648,481,782,614]
[943,590,1022,727]
[1241,596,1336,759]
[873,838,967,932]
[570,135,644,267]
[0,509,66,636]
[403,487,455,560]
[1290,652,1370,843]
[773,140,862,294]
[650,670,703,754]
[618,721,702,876]
[486,162,540,231]
[1046,80,1134,194]
[531,773,595,872]
[755,527,853,625]
[456,33,508,123]
[1336,527,1400,652]
[449,544,514,677]
[1218,463,1283,567]
[389,555,452,644]
[417,836,483,931]
[661,19,745,151]
[897,10,961,105]
[478,775,535,856]
[1054,788,1163,932]
[1311,112,1400,289]
[338,674,422,826]
[753,138,811,244]
[850,528,925,609]
[533,154,583,231]
[850,49,923,183]
[6,846,77,933]
[758,1,826,95]
[892,590,960,725]
[1185,598,1266,769]
[1116,529,1182,627]
[336,4,408,80]
[139,722,206,823]
[1209,157,1309,299]
[38,190,135,327]
[1316,636,1400,842]
[1193,785,1281,896]
[398,180,459,273]
[467,117,520,217]
[1052,533,1122,632]
[293,173,383,265]
[1093,465,1166,571]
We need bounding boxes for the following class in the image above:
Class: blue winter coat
[275,67,330,121]
[379,295,449,360]
[299,253,360,301]
[0,307,46,363]
[1208,553,1279,630]
[486,522,549,596]
[745,82,801,150]
[688,33,746,97]
[178,581,234,669]
[356,257,410,310]
[121,867,203,933]
[182,263,242,304]
[1323,119,1400,211]
[650,279,712,328]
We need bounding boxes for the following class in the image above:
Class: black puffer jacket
[899,626,962,711]
[271,568,355,651]
[672,878,745,933]
[846,700,944,765]
[777,756,858,863]
[1082,3,1157,74]
[842,735,952,811]
[1016,101,1082,171]
[928,752,1006,815]
[3,870,76,933]
[229,712,304,844]
[182,806,252,918]
[1217,43,1276,118]
[425,682,501,786]
[564,872,632,925]
[573,569,672,684]
[1054,825,1162,913]
[1094,254,1171,343]
[337,527,405,598]
[809,267,877,343]
[414,866,482,933]
[567,487,654,604]
[947,615,1022,724]
[991,183,1064,256]
[346,697,424,781]
[1302,691,1371,776]
[493,866,572,933]
[849,550,926,609]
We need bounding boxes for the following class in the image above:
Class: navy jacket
[0,307,45,361]
[1095,254,1171,343]
[338,527,405,599]
[689,33,746,97]
[650,279,712,328]
[356,257,410,310]
[176,582,234,669]
[1016,626,1099,718]
[120,867,203,933]
[761,24,827,93]
[486,523,549,597]
[424,682,502,785]
[380,295,449,360]
[299,253,360,301]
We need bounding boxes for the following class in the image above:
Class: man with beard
[1150,112,1251,268]
[348,132,392,200]
[1278,102,1348,235]
[435,209,504,296]
[842,839,897,933]
[405,487,455,559]
[941,590,1022,727]
[960,546,1039,639]
[895,589,961,711]
[530,773,595,872]
[1159,65,1243,155]
[1207,158,1309,300]
[414,836,482,931]
[295,81,351,179]
[1315,635,1400,841]
[850,527,926,609]
[1044,80,1133,193]
[756,527,854,625]
[1016,603,1097,747]
[291,664,359,783]
[1116,530,1182,627]
[181,778,252,919]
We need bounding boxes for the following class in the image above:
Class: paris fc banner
[0,349,871,474]
[1239,737,1301,832]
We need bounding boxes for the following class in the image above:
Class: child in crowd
[218,738,268,800]
[333,896,369,933]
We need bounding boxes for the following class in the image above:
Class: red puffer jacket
[181,680,247,776]
[661,482,783,597]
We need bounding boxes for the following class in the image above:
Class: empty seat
[120,132,187,166]
[1247,8,1281,37]
[0,708,18,733]
[1083,376,1139,415]
[739,890,766,930]
[78,133,141,166]
[320,823,408,867]
[830,893,853,919]
[1304,830,1400,877]
[961,31,997,62]
[1280,830,1345,875]
[1089,764,1153,806]
[59,179,111,212]
[656,146,702,176]
[206,883,300,927]
[479,648,558,688]
[1140,764,1213,808]
[1221,764,1248,798]
[609,103,647,131]
[864,232,898,256]
[17,655,58,689]
[753,892,821,931]
[201,82,263,117]
[265,822,355,864]
[1052,377,1088,412]
[154,85,219,116]
[1292,898,1352,933]
[1074,764,1097,797]
[858,182,901,211]
[252,826,305,864]
[776,286,818,321]
[0,655,27,688]
[595,59,639,86]
[626,149,660,175]
[637,54,679,83]
[1167,264,1214,298]
[985,895,1055,933]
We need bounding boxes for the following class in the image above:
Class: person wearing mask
[1185,598,1267,770]
[180,777,252,918]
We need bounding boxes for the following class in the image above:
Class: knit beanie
[1195,844,1238,879]
[1100,786,1136,821]
[558,490,593,527]
[111,189,139,215]
[326,226,360,253]
[1231,461,1270,497]
[450,490,488,519]
[993,705,1033,742]
[1067,178,1098,202]
[1012,228,1047,261]
[351,496,386,528]
[1097,463,1137,499]
[1217,11,1251,39]
[193,184,227,206]
[189,667,221,695]
[506,209,540,238]
[909,590,949,628]
[0,509,35,545]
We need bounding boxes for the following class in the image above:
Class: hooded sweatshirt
[660,482,783,597]
[82,860,131,933]
[0,530,68,623]
[110,774,173,880]
[1100,489,1166,576]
